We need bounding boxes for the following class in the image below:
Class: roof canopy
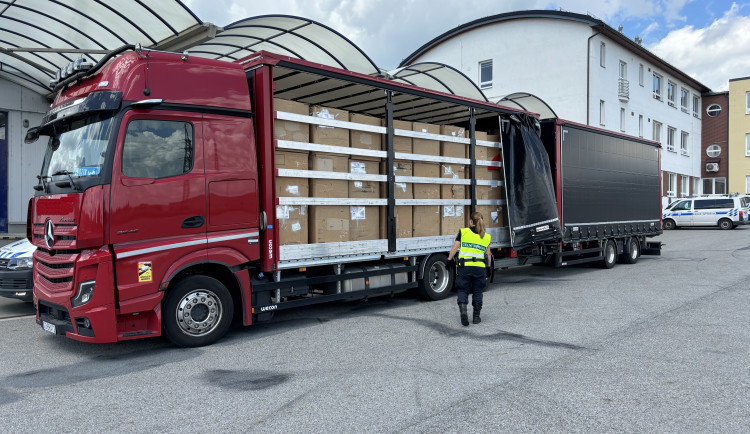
[190,15,381,76]
[388,63,487,102]
[495,92,557,119]
[0,0,203,95]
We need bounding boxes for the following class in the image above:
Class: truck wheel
[663,219,676,230]
[718,218,733,230]
[601,240,616,269]
[621,238,639,264]
[163,275,234,347]
[417,254,454,301]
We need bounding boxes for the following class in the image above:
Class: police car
[0,239,35,302]
[662,195,750,230]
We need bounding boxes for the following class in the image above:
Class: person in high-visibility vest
[447,211,492,326]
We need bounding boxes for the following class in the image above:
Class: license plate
[42,321,56,334]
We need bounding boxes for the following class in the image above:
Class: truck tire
[621,238,639,264]
[417,254,454,301]
[163,275,234,347]
[718,218,733,230]
[663,219,676,230]
[601,240,616,269]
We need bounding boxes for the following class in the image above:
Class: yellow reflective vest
[458,228,491,267]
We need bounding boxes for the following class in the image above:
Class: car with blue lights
[0,239,36,302]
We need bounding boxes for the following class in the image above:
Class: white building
[401,10,710,206]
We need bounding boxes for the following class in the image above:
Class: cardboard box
[392,119,412,153]
[476,205,504,228]
[349,206,379,241]
[310,153,348,198]
[440,125,467,158]
[440,205,466,235]
[441,164,465,200]
[275,150,309,170]
[350,113,382,151]
[349,158,380,198]
[310,106,349,147]
[276,205,308,245]
[413,162,440,199]
[379,206,413,238]
[309,206,349,243]
[475,183,504,201]
[476,134,502,181]
[413,206,440,237]
[274,99,310,143]
[381,160,413,199]
[275,150,310,198]
[412,122,440,156]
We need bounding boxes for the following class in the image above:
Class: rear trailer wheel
[163,275,234,347]
[621,238,640,264]
[601,240,616,269]
[417,254,454,301]
[718,218,733,230]
[663,219,676,230]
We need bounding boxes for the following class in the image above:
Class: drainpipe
[586,30,602,126]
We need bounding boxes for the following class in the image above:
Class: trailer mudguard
[502,115,561,248]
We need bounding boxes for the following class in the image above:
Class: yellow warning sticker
[138,262,152,282]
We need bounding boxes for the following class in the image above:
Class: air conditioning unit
[706,163,719,172]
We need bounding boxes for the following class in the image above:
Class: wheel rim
[429,261,449,294]
[175,289,223,337]
[606,243,616,263]
[721,220,730,229]
[630,242,638,259]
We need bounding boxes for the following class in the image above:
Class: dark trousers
[456,266,486,311]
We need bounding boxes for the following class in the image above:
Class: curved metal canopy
[190,15,381,76]
[495,92,557,119]
[0,0,202,95]
[388,62,488,101]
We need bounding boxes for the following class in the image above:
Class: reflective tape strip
[513,218,559,231]
[458,251,484,258]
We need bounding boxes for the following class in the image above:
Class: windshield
[41,113,114,180]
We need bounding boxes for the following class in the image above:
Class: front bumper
[0,268,34,302]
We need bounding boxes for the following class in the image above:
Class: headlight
[7,257,33,270]
[71,280,95,307]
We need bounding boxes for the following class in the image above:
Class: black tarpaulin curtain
[501,115,561,248]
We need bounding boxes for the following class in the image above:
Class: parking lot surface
[1,228,748,432]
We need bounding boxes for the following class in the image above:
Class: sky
[182,0,750,92]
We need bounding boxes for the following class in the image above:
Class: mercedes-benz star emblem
[45,220,55,249]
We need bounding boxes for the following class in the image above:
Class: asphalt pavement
[0,228,748,432]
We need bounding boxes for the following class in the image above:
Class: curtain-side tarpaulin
[501,114,561,248]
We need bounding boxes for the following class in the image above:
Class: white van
[662,196,749,230]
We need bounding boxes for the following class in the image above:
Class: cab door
[109,110,206,302]
[669,200,693,226]
[692,199,717,226]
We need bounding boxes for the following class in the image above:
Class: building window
[680,131,689,155]
[639,64,644,86]
[746,91,750,114]
[706,144,721,157]
[693,95,700,117]
[706,104,721,117]
[703,178,726,195]
[638,115,643,138]
[667,173,677,197]
[620,108,626,131]
[653,73,662,100]
[479,60,492,89]
[681,176,690,197]
[666,127,676,152]
[680,88,689,112]
[747,176,750,194]
[600,100,605,125]
[667,81,676,106]
[746,133,750,157]
[653,120,662,143]
[600,42,606,67]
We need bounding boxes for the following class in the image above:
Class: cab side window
[122,120,194,179]
[694,200,714,210]
[673,201,691,211]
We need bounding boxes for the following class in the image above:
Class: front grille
[39,274,73,284]
[37,259,74,270]
[36,247,81,256]
[0,278,32,289]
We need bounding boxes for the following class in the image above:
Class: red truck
[26,44,661,347]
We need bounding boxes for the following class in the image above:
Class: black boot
[473,309,481,324]
[458,303,469,326]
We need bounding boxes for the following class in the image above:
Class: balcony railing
[618,78,629,101]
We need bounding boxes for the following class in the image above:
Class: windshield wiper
[35,175,51,193]
[52,170,81,191]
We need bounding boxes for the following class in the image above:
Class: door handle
[182,215,205,229]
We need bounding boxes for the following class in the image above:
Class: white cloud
[649,3,750,90]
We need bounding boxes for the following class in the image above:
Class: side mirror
[24,127,40,144]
